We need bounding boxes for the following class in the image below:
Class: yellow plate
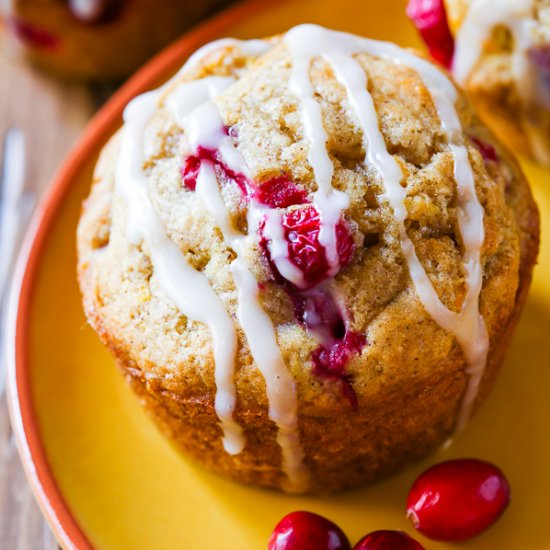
[8,0,550,548]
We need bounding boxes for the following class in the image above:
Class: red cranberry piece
[528,44,550,70]
[406,458,510,541]
[527,45,550,109]
[268,511,351,550]
[181,147,249,195]
[311,331,366,408]
[470,136,498,163]
[181,155,201,191]
[353,530,425,550]
[262,205,354,290]
[180,129,307,207]
[253,175,309,208]
[291,286,346,340]
[10,18,60,50]
[289,287,365,407]
[406,0,455,68]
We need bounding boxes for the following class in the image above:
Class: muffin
[77,24,539,493]
[408,0,550,164]
[2,0,234,80]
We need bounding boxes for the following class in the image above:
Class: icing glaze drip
[285,29,351,278]
[116,93,244,455]
[230,259,309,493]
[285,24,487,435]
[114,40,268,457]
[181,100,310,492]
[166,76,236,124]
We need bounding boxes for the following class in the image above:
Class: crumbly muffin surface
[78,29,539,492]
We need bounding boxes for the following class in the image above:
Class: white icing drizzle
[173,37,271,82]
[230,258,309,492]
[452,0,550,163]
[115,39,268,457]
[166,77,236,123]
[69,0,100,21]
[284,24,488,434]
[116,36,309,491]
[115,23,490,489]
[285,29,351,277]
[116,92,245,455]
[181,100,310,492]
[262,210,306,287]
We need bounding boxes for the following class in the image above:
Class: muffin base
[80,229,538,493]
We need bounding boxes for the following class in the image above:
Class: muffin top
[77,24,538,492]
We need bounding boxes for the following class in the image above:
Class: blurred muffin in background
[2,0,235,80]
[407,0,550,165]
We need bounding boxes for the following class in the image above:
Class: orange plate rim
[5,1,276,548]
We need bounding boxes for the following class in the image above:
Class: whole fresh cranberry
[353,530,425,550]
[268,511,351,550]
[406,0,455,68]
[406,459,510,541]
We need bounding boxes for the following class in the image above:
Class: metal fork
[0,128,35,397]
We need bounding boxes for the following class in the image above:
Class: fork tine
[0,127,27,299]
[0,127,30,396]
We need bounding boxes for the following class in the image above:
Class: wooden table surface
[0,25,111,549]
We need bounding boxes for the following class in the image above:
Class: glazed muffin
[77,24,539,493]
[2,0,233,80]
[408,0,550,164]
